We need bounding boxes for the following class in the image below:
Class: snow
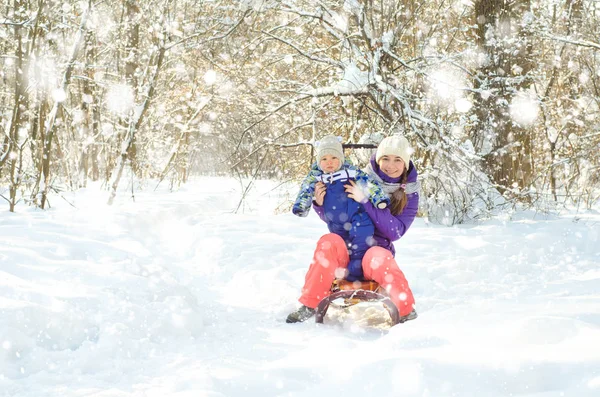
[105,84,135,116]
[427,68,466,104]
[1,177,599,397]
[338,61,370,92]
[51,88,67,103]
[510,91,540,127]
[454,98,473,113]
[203,70,217,85]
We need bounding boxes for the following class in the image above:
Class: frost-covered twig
[155,96,213,189]
[234,148,269,214]
[259,29,340,66]
[165,10,251,51]
[230,121,314,170]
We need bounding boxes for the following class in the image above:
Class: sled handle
[315,290,401,325]
[342,143,377,149]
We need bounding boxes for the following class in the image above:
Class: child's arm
[292,164,322,217]
[355,169,390,209]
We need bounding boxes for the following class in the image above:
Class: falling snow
[1,178,599,397]
[203,70,217,85]
[510,92,540,127]
[51,88,67,102]
[105,84,135,116]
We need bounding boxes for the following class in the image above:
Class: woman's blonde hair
[389,170,408,216]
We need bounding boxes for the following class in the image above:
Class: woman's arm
[312,202,327,222]
[363,191,419,241]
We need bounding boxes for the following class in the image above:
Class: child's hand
[314,182,327,206]
[345,180,368,204]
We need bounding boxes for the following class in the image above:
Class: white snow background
[1,177,599,397]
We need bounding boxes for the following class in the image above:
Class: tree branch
[543,33,600,50]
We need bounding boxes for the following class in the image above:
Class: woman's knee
[363,246,396,274]
[364,246,393,262]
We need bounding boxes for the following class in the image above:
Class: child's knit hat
[316,135,345,163]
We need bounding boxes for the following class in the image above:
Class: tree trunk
[77,29,99,188]
[472,0,535,195]
[108,46,166,205]
[6,0,31,211]
[40,1,91,208]
[124,0,141,175]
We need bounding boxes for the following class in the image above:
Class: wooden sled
[314,279,402,326]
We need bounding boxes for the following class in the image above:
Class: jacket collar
[318,168,358,184]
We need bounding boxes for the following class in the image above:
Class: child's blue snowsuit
[292,162,390,281]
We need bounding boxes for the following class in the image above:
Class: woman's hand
[313,182,327,206]
[345,180,368,204]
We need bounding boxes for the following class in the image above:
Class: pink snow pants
[299,233,415,316]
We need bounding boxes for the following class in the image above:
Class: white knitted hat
[375,135,412,166]
[316,135,345,164]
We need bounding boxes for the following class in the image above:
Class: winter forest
[1,0,599,220]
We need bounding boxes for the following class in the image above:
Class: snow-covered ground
[1,177,599,397]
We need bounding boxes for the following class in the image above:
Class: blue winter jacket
[320,173,375,281]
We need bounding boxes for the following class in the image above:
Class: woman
[286,134,419,324]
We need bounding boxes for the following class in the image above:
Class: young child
[292,135,389,281]
[293,136,389,217]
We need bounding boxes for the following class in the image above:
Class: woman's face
[378,155,405,178]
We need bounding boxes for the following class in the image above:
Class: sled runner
[314,279,403,325]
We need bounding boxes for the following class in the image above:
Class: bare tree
[470,0,535,197]
[1,0,598,219]
[37,0,92,209]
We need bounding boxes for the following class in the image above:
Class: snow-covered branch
[259,29,340,67]
[165,9,252,51]
[543,33,600,51]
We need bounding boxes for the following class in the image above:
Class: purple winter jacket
[313,157,419,256]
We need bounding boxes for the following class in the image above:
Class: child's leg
[299,233,349,308]
[362,246,415,316]
[346,212,375,281]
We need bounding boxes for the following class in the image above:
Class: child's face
[319,155,341,173]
